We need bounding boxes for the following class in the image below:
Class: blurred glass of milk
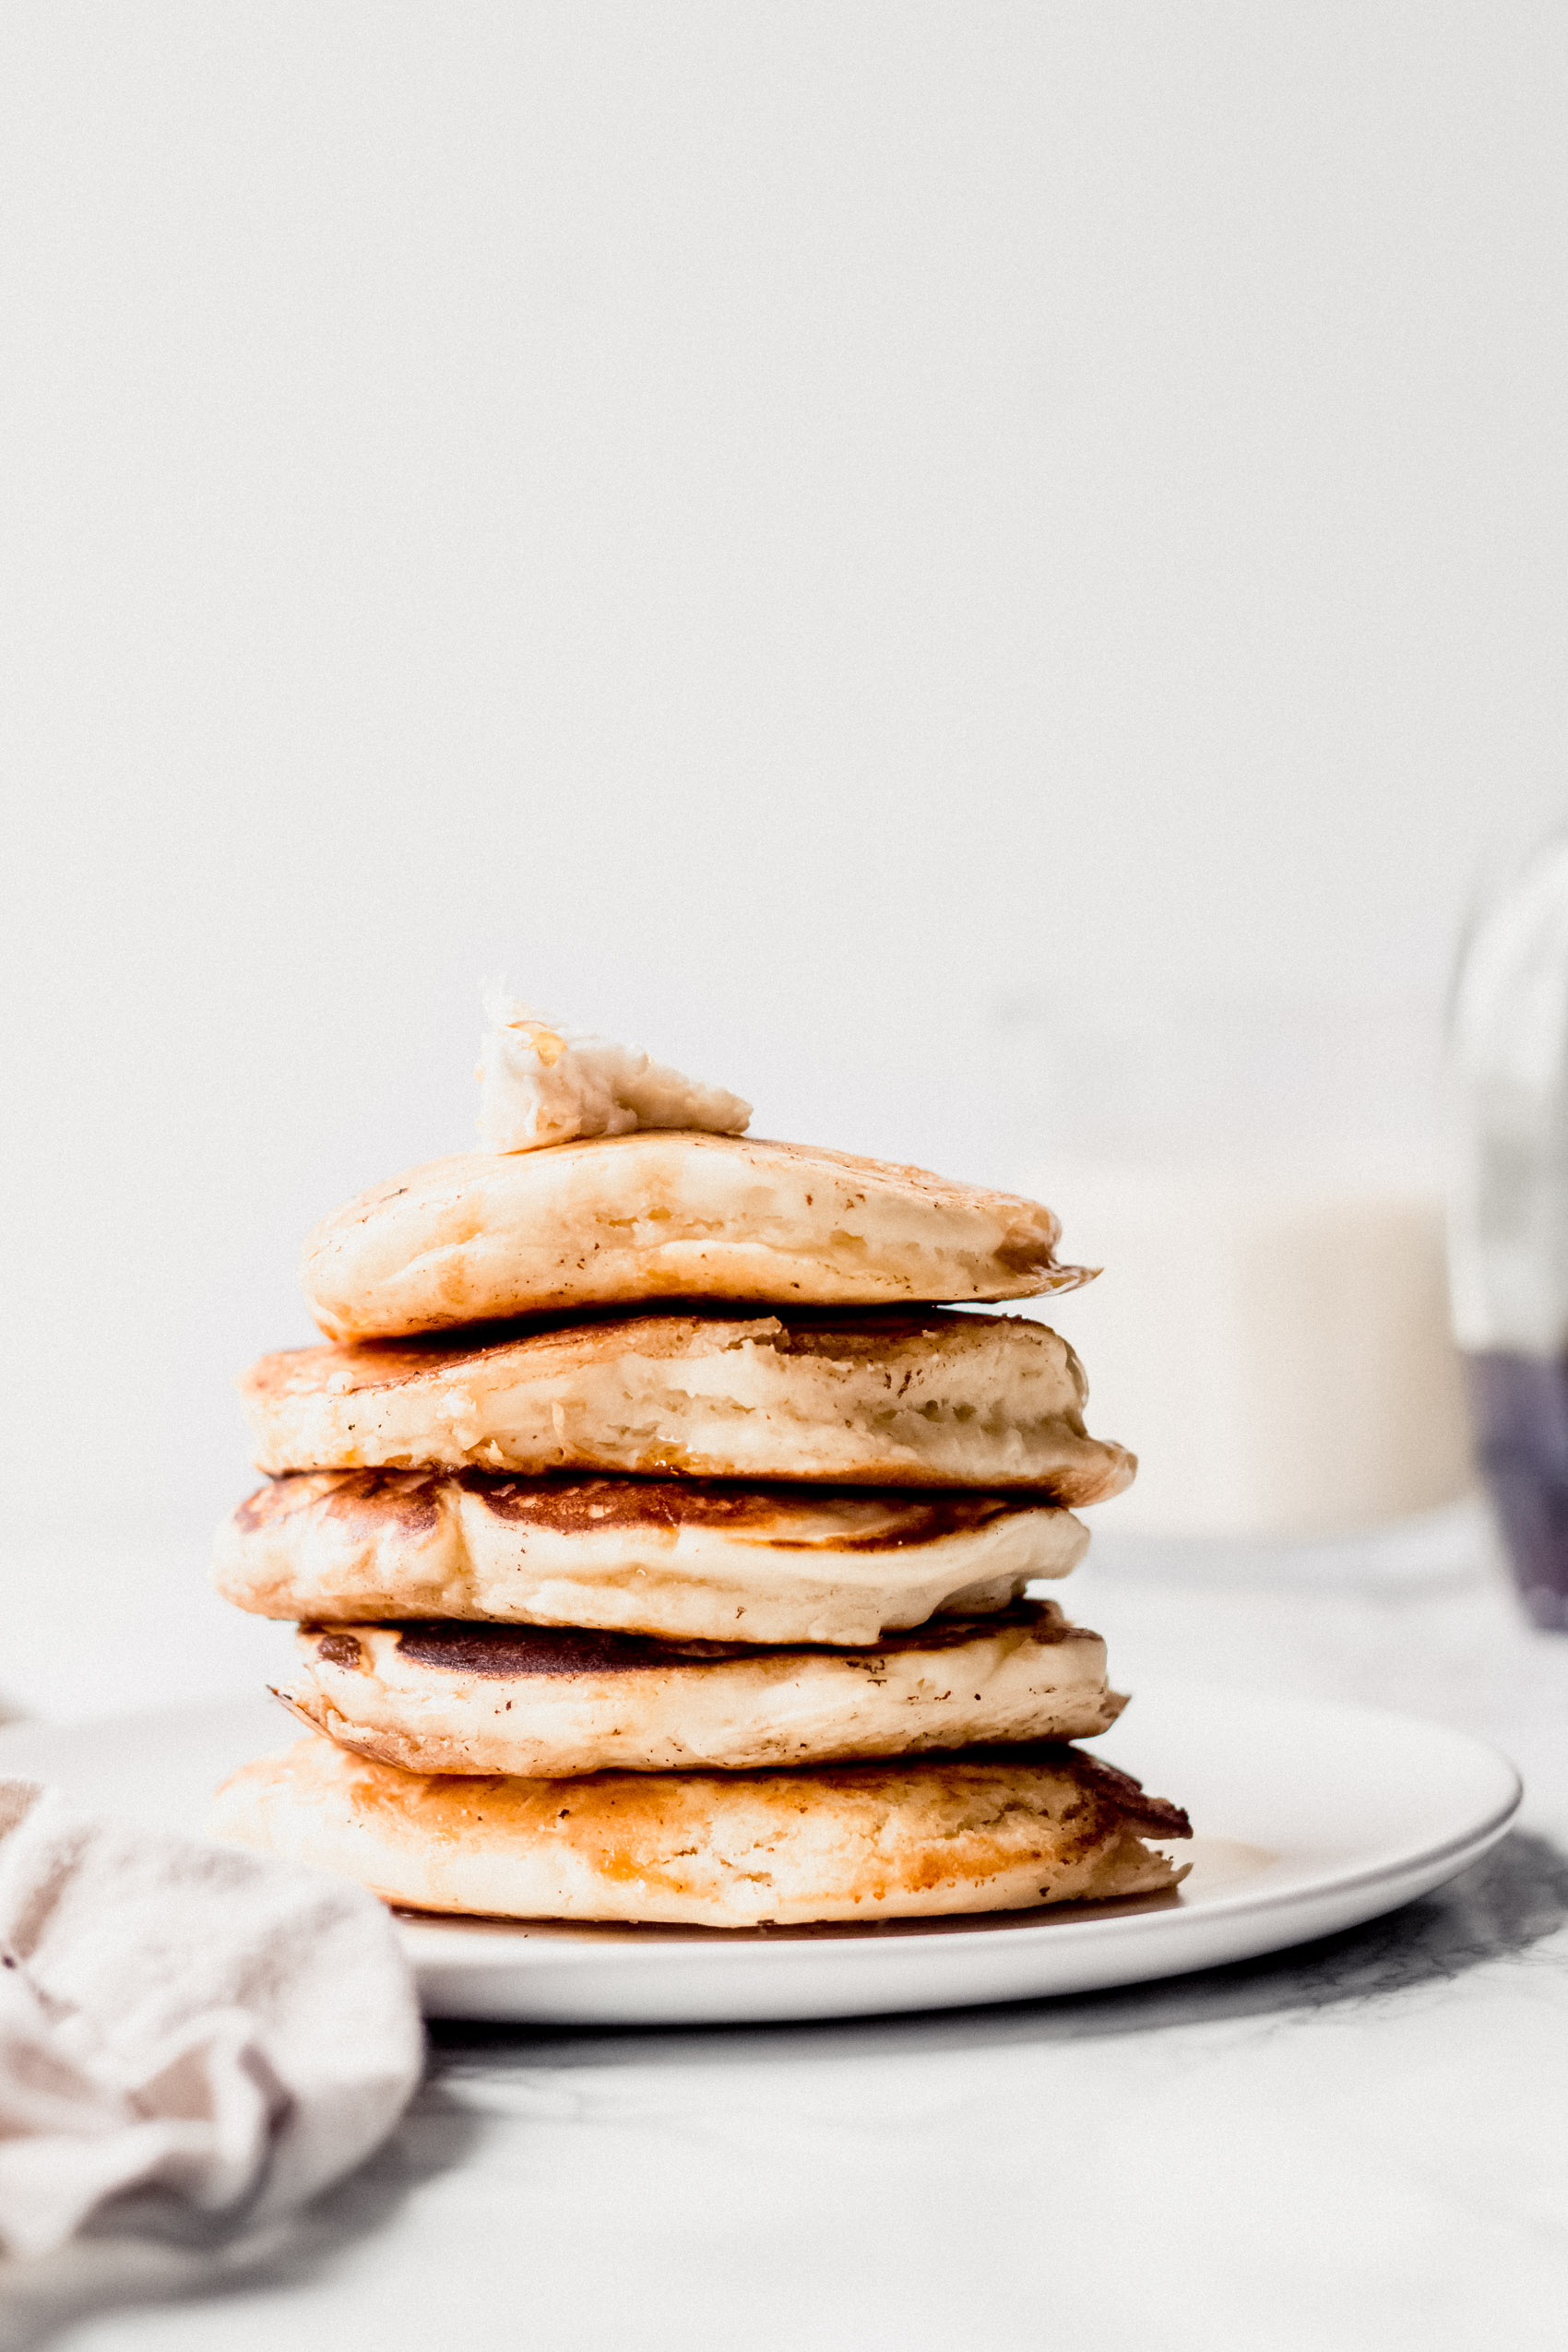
[992,996,1473,1539]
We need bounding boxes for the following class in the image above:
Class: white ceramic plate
[0,1684,1519,2026]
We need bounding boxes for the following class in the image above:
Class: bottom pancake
[272,1600,1123,1776]
[211,1734,1192,1929]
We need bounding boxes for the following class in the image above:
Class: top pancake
[300,1132,1089,1341]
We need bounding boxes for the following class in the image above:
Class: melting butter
[477,988,752,1153]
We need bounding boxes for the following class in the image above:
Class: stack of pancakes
[212,1134,1190,1927]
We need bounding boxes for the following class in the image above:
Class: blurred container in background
[995,997,1473,1540]
[1449,830,1568,1630]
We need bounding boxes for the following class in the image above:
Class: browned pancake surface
[245,1304,1036,1403]
[238,1467,1032,1550]
[306,1599,1073,1680]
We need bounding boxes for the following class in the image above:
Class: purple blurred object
[1463,1353,1568,1630]
[1450,828,1568,1631]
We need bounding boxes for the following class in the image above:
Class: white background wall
[2,6,1566,1702]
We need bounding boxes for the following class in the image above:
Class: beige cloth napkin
[0,1776,422,2259]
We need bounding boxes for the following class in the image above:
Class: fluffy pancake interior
[237,1307,1136,1501]
[213,1467,1092,1643]
[270,1601,1128,1777]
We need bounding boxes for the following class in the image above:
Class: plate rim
[0,1682,1526,1978]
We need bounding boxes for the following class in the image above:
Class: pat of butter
[477,990,752,1153]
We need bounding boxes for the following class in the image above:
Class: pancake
[238,1309,1135,1500]
[270,1600,1123,1776]
[300,1133,1090,1342]
[215,1472,1089,1645]
[211,1734,1191,1928]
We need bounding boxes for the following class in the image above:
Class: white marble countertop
[6,1503,1567,2352]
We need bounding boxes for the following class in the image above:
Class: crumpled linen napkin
[0,1776,422,2260]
